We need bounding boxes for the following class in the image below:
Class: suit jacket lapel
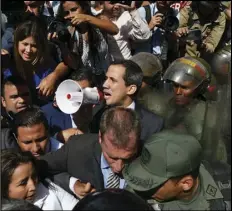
[92,141,104,190]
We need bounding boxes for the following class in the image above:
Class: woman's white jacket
[33,179,79,210]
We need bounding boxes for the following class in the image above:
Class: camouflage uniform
[162,57,228,162]
[179,3,226,57]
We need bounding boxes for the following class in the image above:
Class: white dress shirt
[33,179,78,210]
[108,10,151,61]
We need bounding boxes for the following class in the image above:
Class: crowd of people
[1,1,231,210]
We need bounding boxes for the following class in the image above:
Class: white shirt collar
[127,101,135,110]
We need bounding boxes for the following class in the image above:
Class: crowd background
[1,1,231,210]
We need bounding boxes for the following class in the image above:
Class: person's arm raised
[65,13,119,35]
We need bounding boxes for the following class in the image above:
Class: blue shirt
[3,65,55,88]
[101,153,126,189]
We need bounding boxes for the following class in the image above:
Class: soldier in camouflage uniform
[162,56,227,162]
[177,1,226,60]
[123,130,231,210]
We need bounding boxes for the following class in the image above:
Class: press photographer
[137,1,180,68]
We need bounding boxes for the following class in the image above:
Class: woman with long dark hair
[57,1,117,76]
[1,149,79,210]
[2,17,71,105]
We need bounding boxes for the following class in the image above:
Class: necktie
[106,171,120,188]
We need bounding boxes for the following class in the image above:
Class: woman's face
[8,162,38,202]
[18,36,38,62]
[63,1,85,17]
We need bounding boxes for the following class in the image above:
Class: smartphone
[181,29,202,41]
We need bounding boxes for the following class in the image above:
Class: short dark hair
[72,189,153,210]
[1,149,38,199]
[111,60,143,97]
[12,107,49,137]
[2,198,42,210]
[69,66,96,87]
[100,107,141,148]
[1,76,29,97]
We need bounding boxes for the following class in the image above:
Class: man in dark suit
[40,107,141,199]
[90,60,164,142]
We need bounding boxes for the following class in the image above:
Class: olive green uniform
[137,86,172,118]
[147,165,224,210]
[124,131,229,211]
[179,6,226,57]
[163,99,227,163]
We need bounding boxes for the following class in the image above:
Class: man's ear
[127,85,137,96]
[1,96,6,108]
[178,176,194,192]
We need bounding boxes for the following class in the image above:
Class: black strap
[143,5,152,24]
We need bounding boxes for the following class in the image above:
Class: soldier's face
[173,81,196,106]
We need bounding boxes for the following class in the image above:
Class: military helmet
[130,52,163,86]
[163,57,211,92]
[211,45,231,83]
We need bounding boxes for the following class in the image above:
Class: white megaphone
[55,79,103,114]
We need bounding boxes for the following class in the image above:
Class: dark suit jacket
[90,101,164,142]
[41,102,72,135]
[1,128,20,150]
[40,134,104,192]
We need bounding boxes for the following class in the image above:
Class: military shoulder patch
[206,184,217,197]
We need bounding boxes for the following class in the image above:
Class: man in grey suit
[40,107,141,199]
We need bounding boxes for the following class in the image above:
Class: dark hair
[58,1,101,60]
[1,76,29,97]
[12,107,49,137]
[1,149,38,199]
[111,60,143,97]
[69,66,96,87]
[72,189,154,210]
[14,18,49,81]
[100,107,141,148]
[1,198,42,210]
